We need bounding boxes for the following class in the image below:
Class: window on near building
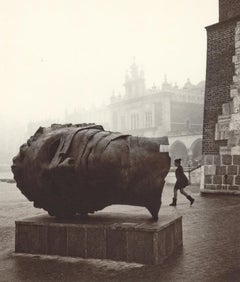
[145,112,152,128]
[112,111,118,131]
[131,114,139,130]
[121,116,126,131]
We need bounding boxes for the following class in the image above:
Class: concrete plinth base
[15,212,182,265]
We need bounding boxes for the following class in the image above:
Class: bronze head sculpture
[11,123,170,220]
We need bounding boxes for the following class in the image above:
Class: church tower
[202,0,240,194]
[124,59,146,99]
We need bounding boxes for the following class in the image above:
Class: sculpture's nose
[12,156,18,163]
[11,152,23,180]
[20,143,28,156]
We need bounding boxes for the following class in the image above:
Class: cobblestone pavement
[0,179,240,282]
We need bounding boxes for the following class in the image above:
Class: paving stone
[1,182,240,281]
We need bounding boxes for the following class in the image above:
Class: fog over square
[1,0,217,122]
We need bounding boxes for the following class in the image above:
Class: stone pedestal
[15,213,182,265]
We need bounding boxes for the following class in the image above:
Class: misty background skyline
[1,0,217,123]
[0,0,218,164]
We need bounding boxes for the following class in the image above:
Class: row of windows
[120,112,153,130]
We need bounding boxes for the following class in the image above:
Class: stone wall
[202,1,240,194]
[203,154,240,193]
[202,22,240,194]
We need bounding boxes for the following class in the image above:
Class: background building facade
[109,61,204,167]
[64,61,204,173]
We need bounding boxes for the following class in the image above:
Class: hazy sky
[0,0,218,123]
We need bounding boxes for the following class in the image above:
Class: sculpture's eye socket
[48,139,61,161]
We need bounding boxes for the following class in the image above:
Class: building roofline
[205,15,240,30]
[108,91,173,107]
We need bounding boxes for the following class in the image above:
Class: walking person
[169,158,195,207]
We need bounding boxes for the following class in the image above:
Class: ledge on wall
[200,189,240,196]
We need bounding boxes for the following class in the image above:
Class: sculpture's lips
[11,163,23,187]
[11,155,21,173]
[11,164,18,171]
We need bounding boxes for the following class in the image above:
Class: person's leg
[179,187,189,197]
[173,187,178,199]
[180,188,194,205]
[169,187,177,206]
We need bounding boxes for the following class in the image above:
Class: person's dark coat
[174,165,189,189]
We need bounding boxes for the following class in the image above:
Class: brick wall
[201,1,240,194]
[219,0,240,22]
[203,20,237,155]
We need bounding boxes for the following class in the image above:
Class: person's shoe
[187,195,195,205]
[169,197,177,207]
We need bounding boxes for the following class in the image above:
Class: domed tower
[161,75,173,91]
[124,59,146,99]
